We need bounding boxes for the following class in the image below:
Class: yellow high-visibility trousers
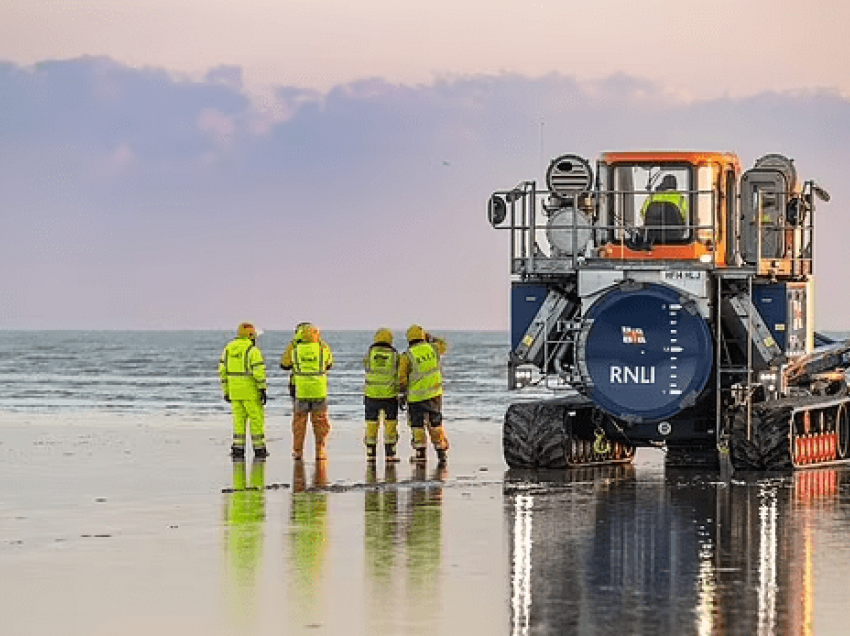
[231,399,266,450]
[365,419,399,446]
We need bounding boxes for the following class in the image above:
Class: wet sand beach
[4,412,850,635]
[0,413,508,636]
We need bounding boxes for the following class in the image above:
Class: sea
[0,330,528,423]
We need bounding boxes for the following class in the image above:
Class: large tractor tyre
[756,406,793,470]
[503,402,537,469]
[729,405,793,471]
[503,401,571,469]
[532,402,570,469]
[729,408,762,471]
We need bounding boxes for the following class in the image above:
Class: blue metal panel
[581,283,713,422]
[752,283,789,350]
[511,283,549,351]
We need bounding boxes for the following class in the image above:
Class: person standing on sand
[280,324,333,460]
[398,325,449,464]
[219,322,269,460]
[281,322,312,401]
[363,327,401,463]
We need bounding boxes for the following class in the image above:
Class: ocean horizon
[0,329,529,423]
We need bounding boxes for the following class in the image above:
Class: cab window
[608,164,692,246]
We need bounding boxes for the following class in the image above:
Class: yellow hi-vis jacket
[219,337,267,401]
[640,191,689,222]
[363,344,400,399]
[400,339,446,403]
[292,341,333,400]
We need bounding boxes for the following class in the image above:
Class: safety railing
[490,184,722,278]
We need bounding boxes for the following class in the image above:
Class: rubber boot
[385,444,400,463]
[366,444,377,462]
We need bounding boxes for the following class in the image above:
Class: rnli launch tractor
[489,151,850,470]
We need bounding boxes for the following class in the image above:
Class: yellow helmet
[373,327,393,345]
[237,322,258,339]
[406,324,426,342]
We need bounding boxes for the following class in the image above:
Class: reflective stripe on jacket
[363,344,399,399]
[404,341,443,403]
[219,337,267,401]
[293,342,332,400]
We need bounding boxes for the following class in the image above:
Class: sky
[2,1,850,331]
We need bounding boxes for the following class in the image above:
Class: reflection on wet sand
[223,458,266,628]
[364,463,400,632]
[711,468,847,636]
[406,464,446,630]
[365,463,399,578]
[289,460,329,627]
[506,465,850,635]
[363,463,447,633]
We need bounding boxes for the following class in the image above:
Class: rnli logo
[621,327,646,344]
[610,366,656,384]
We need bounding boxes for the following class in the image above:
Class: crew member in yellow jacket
[280,324,334,460]
[363,327,401,463]
[399,325,449,464]
[219,322,268,459]
[281,322,313,399]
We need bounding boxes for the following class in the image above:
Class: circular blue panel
[580,283,713,422]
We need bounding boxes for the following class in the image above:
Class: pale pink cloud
[198,108,234,145]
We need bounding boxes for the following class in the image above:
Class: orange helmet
[237,322,257,339]
[301,325,320,343]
